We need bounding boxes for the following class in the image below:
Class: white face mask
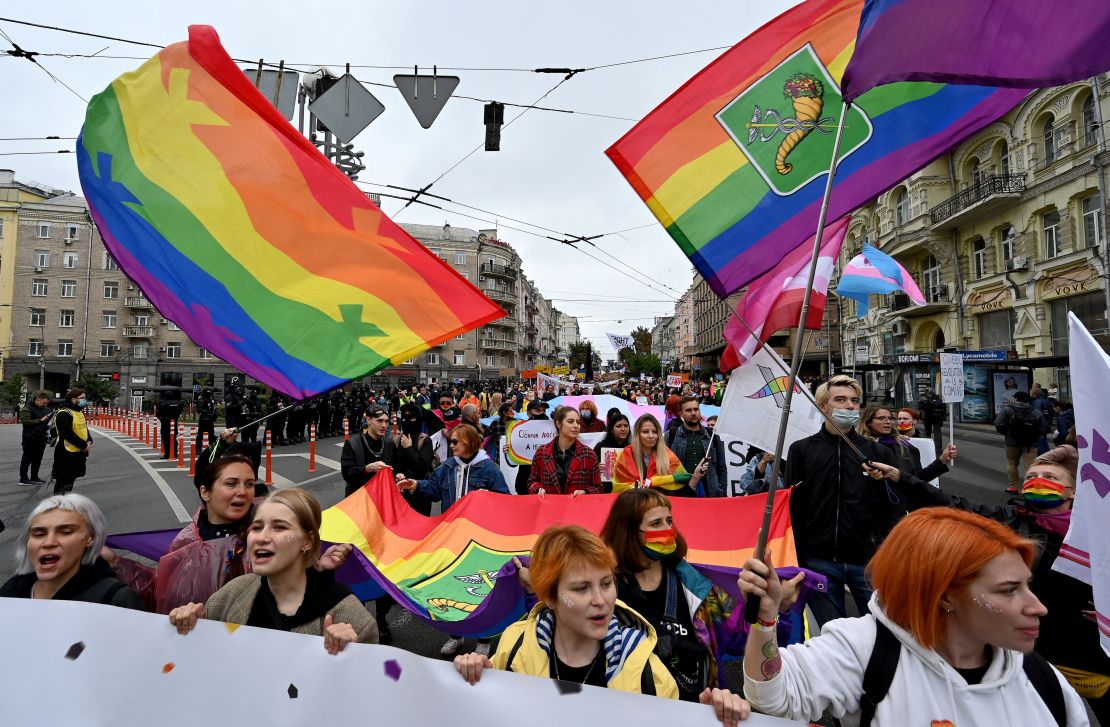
[830,408,860,429]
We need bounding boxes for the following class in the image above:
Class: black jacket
[340,432,396,495]
[785,427,905,564]
[20,402,52,440]
[0,557,142,609]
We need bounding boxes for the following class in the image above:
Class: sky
[0,0,800,361]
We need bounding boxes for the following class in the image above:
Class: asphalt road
[0,419,1020,672]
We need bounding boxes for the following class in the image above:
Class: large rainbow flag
[605,0,1029,298]
[320,471,804,637]
[76,26,504,398]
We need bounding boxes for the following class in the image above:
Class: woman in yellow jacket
[454,525,749,726]
[611,414,709,497]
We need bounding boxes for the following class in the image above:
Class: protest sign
[666,374,684,388]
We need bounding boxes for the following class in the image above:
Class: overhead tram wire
[0,24,87,103]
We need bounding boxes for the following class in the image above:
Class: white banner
[938,352,964,404]
[1054,314,1110,657]
[717,433,755,497]
[607,332,635,352]
[714,346,823,456]
[907,437,940,487]
[0,600,801,726]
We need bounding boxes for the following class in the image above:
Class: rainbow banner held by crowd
[605,0,1028,298]
[76,25,504,399]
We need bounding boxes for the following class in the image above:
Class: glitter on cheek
[559,593,575,608]
[972,594,1005,615]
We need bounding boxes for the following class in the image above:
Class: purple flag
[842,0,1110,102]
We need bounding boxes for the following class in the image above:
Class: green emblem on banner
[717,43,872,197]
[401,541,522,622]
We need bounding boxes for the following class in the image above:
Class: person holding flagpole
[611,415,708,497]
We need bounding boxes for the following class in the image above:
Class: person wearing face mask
[577,400,605,433]
[455,525,751,726]
[0,494,141,608]
[428,393,463,435]
[739,507,1088,727]
[51,389,92,495]
[167,488,377,653]
[598,490,805,703]
[859,406,957,491]
[784,375,903,627]
[394,402,435,516]
[340,406,396,498]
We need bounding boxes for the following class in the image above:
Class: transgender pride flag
[835,243,925,315]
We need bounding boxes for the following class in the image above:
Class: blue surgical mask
[77,398,87,408]
[830,408,859,429]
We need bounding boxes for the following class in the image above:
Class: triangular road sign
[393,74,460,129]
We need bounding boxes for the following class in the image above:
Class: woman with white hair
[0,494,141,608]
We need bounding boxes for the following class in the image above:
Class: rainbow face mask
[897,423,915,433]
[1022,477,1068,509]
[641,528,677,560]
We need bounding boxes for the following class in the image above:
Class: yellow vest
[61,409,89,453]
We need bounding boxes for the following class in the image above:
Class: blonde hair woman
[611,414,704,496]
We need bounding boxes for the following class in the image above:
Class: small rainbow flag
[746,376,802,400]
[76,26,503,398]
[320,471,802,636]
[605,0,1027,297]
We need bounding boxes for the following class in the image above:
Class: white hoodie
[744,595,1089,727]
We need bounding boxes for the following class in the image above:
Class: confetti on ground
[65,642,85,661]
[162,663,175,674]
[224,623,241,634]
[553,680,582,695]
[383,659,402,681]
[287,684,298,699]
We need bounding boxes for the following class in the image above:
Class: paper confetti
[553,680,582,696]
[64,642,85,661]
[384,659,402,681]
[162,663,175,674]
[287,684,298,699]
[224,623,241,634]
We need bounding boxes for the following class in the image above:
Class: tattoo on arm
[760,639,781,679]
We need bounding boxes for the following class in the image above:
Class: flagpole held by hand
[745,101,850,625]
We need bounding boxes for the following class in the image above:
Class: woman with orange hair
[738,507,1088,726]
[454,525,750,726]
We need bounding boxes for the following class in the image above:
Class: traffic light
[484,102,504,151]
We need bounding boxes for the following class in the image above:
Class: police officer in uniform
[195,388,217,452]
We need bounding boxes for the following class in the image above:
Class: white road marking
[90,427,191,523]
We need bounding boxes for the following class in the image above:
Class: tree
[1,373,27,414]
[624,352,662,377]
[74,372,119,405]
[568,341,602,372]
[631,326,653,355]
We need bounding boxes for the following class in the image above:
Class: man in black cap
[340,405,395,497]
[514,399,549,495]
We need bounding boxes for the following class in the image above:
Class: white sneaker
[474,640,491,657]
[439,637,464,656]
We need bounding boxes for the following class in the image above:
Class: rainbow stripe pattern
[320,470,800,636]
[746,376,802,400]
[605,0,1028,297]
[1021,477,1067,508]
[76,26,503,398]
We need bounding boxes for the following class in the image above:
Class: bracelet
[753,616,778,632]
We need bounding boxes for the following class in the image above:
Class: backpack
[1007,406,1044,446]
[46,409,63,448]
[859,620,1065,727]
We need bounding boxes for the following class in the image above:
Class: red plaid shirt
[527,439,602,495]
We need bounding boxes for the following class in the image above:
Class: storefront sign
[959,349,1010,361]
[131,376,147,384]
[894,353,934,364]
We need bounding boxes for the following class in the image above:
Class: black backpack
[1007,406,1043,446]
[859,620,1065,727]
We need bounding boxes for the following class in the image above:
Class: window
[166,342,182,359]
[895,188,909,226]
[62,251,78,269]
[135,314,150,326]
[31,279,48,296]
[59,309,75,328]
[485,354,495,366]
[1001,225,1016,263]
[102,311,117,328]
[501,353,510,366]
[979,309,1015,351]
[999,142,1010,178]
[0,218,4,237]
[455,252,467,265]
[29,339,43,357]
[60,279,78,298]
[969,158,984,188]
[1043,210,1062,258]
[862,228,871,248]
[453,349,466,365]
[29,308,46,327]
[972,239,987,278]
[65,224,79,241]
[103,281,119,299]
[100,340,117,358]
[37,222,51,238]
[168,321,180,331]
[1082,95,1097,148]
[1043,117,1058,164]
[102,252,120,271]
[132,343,148,360]
[1082,195,1103,248]
[426,352,440,365]
[34,249,49,268]
[57,340,73,357]
[198,347,212,359]
[922,255,941,294]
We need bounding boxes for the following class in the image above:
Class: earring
[301,547,309,553]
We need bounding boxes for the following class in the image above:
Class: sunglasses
[366,409,388,419]
[449,438,462,445]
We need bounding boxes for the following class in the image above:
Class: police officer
[156,390,184,460]
[195,388,217,452]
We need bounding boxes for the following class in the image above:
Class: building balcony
[523,324,538,336]
[123,325,154,338]
[481,337,516,351]
[485,317,516,329]
[929,174,1025,230]
[480,261,517,280]
[484,288,517,306]
[521,345,539,355]
[125,296,154,309]
[885,284,953,318]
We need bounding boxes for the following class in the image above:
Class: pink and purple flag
[842,0,1110,102]
[720,217,848,372]
[835,243,925,315]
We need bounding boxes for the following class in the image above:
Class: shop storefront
[1041,264,1105,401]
